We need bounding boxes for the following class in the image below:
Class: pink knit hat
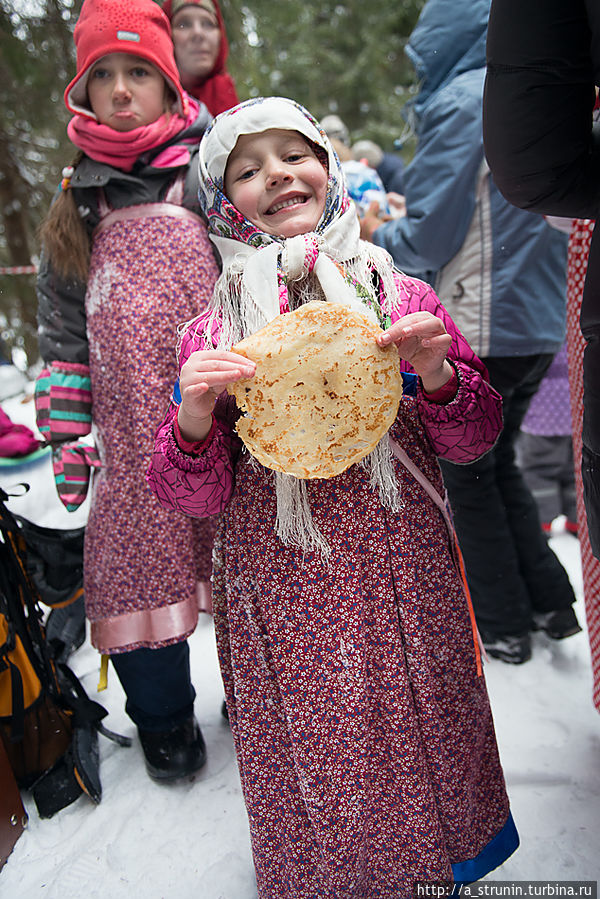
[64,0,188,120]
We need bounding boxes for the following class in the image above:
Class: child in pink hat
[35,0,220,783]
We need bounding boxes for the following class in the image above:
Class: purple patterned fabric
[147,275,510,894]
[84,209,220,653]
[521,341,572,436]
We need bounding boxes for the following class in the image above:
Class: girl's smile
[224,129,328,238]
[87,53,167,131]
[266,192,311,216]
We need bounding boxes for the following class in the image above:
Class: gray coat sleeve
[36,251,89,365]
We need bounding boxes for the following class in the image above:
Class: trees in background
[0,0,80,368]
[0,0,423,369]
[221,0,423,149]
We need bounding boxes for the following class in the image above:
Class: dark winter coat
[483,0,600,556]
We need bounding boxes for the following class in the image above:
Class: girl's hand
[377,312,453,393]
[386,192,407,219]
[177,350,256,442]
[359,200,392,242]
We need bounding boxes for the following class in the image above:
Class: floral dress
[148,274,518,897]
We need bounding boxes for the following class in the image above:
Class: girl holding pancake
[148,97,518,896]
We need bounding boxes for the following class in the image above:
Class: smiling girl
[148,97,518,896]
[35,0,220,783]
[224,129,329,239]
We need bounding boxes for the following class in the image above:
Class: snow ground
[0,388,599,898]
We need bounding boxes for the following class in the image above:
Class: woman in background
[161,0,238,116]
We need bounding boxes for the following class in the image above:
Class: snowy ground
[1,385,599,897]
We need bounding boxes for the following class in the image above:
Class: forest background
[0,0,424,371]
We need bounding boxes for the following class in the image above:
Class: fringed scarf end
[275,473,332,563]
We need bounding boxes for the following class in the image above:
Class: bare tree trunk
[0,129,39,368]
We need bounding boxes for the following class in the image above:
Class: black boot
[138,715,206,782]
[480,630,532,664]
[532,607,582,640]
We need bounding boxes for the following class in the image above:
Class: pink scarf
[67,97,200,171]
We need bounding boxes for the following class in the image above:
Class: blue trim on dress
[172,378,182,405]
[451,812,519,884]
[401,372,418,396]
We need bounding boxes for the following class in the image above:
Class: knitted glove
[35,363,98,511]
[35,362,93,442]
[51,442,100,512]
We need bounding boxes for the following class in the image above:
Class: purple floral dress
[85,205,219,653]
[148,275,517,896]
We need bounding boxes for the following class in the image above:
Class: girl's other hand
[386,192,407,219]
[359,200,391,242]
[177,350,256,442]
[377,312,453,393]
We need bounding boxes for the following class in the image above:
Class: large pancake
[228,301,402,479]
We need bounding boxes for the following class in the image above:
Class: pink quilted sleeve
[146,314,241,517]
[390,275,503,463]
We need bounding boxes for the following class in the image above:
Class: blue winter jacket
[373,0,568,359]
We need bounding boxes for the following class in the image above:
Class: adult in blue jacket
[362,0,580,663]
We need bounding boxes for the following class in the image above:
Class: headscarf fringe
[273,434,401,560]
[275,474,332,562]
[195,237,401,352]
[361,433,403,513]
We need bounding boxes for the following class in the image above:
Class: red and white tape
[0,265,38,275]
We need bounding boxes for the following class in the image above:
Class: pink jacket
[147,276,502,516]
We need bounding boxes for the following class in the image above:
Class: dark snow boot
[138,715,206,782]
[480,631,532,664]
[532,607,582,640]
